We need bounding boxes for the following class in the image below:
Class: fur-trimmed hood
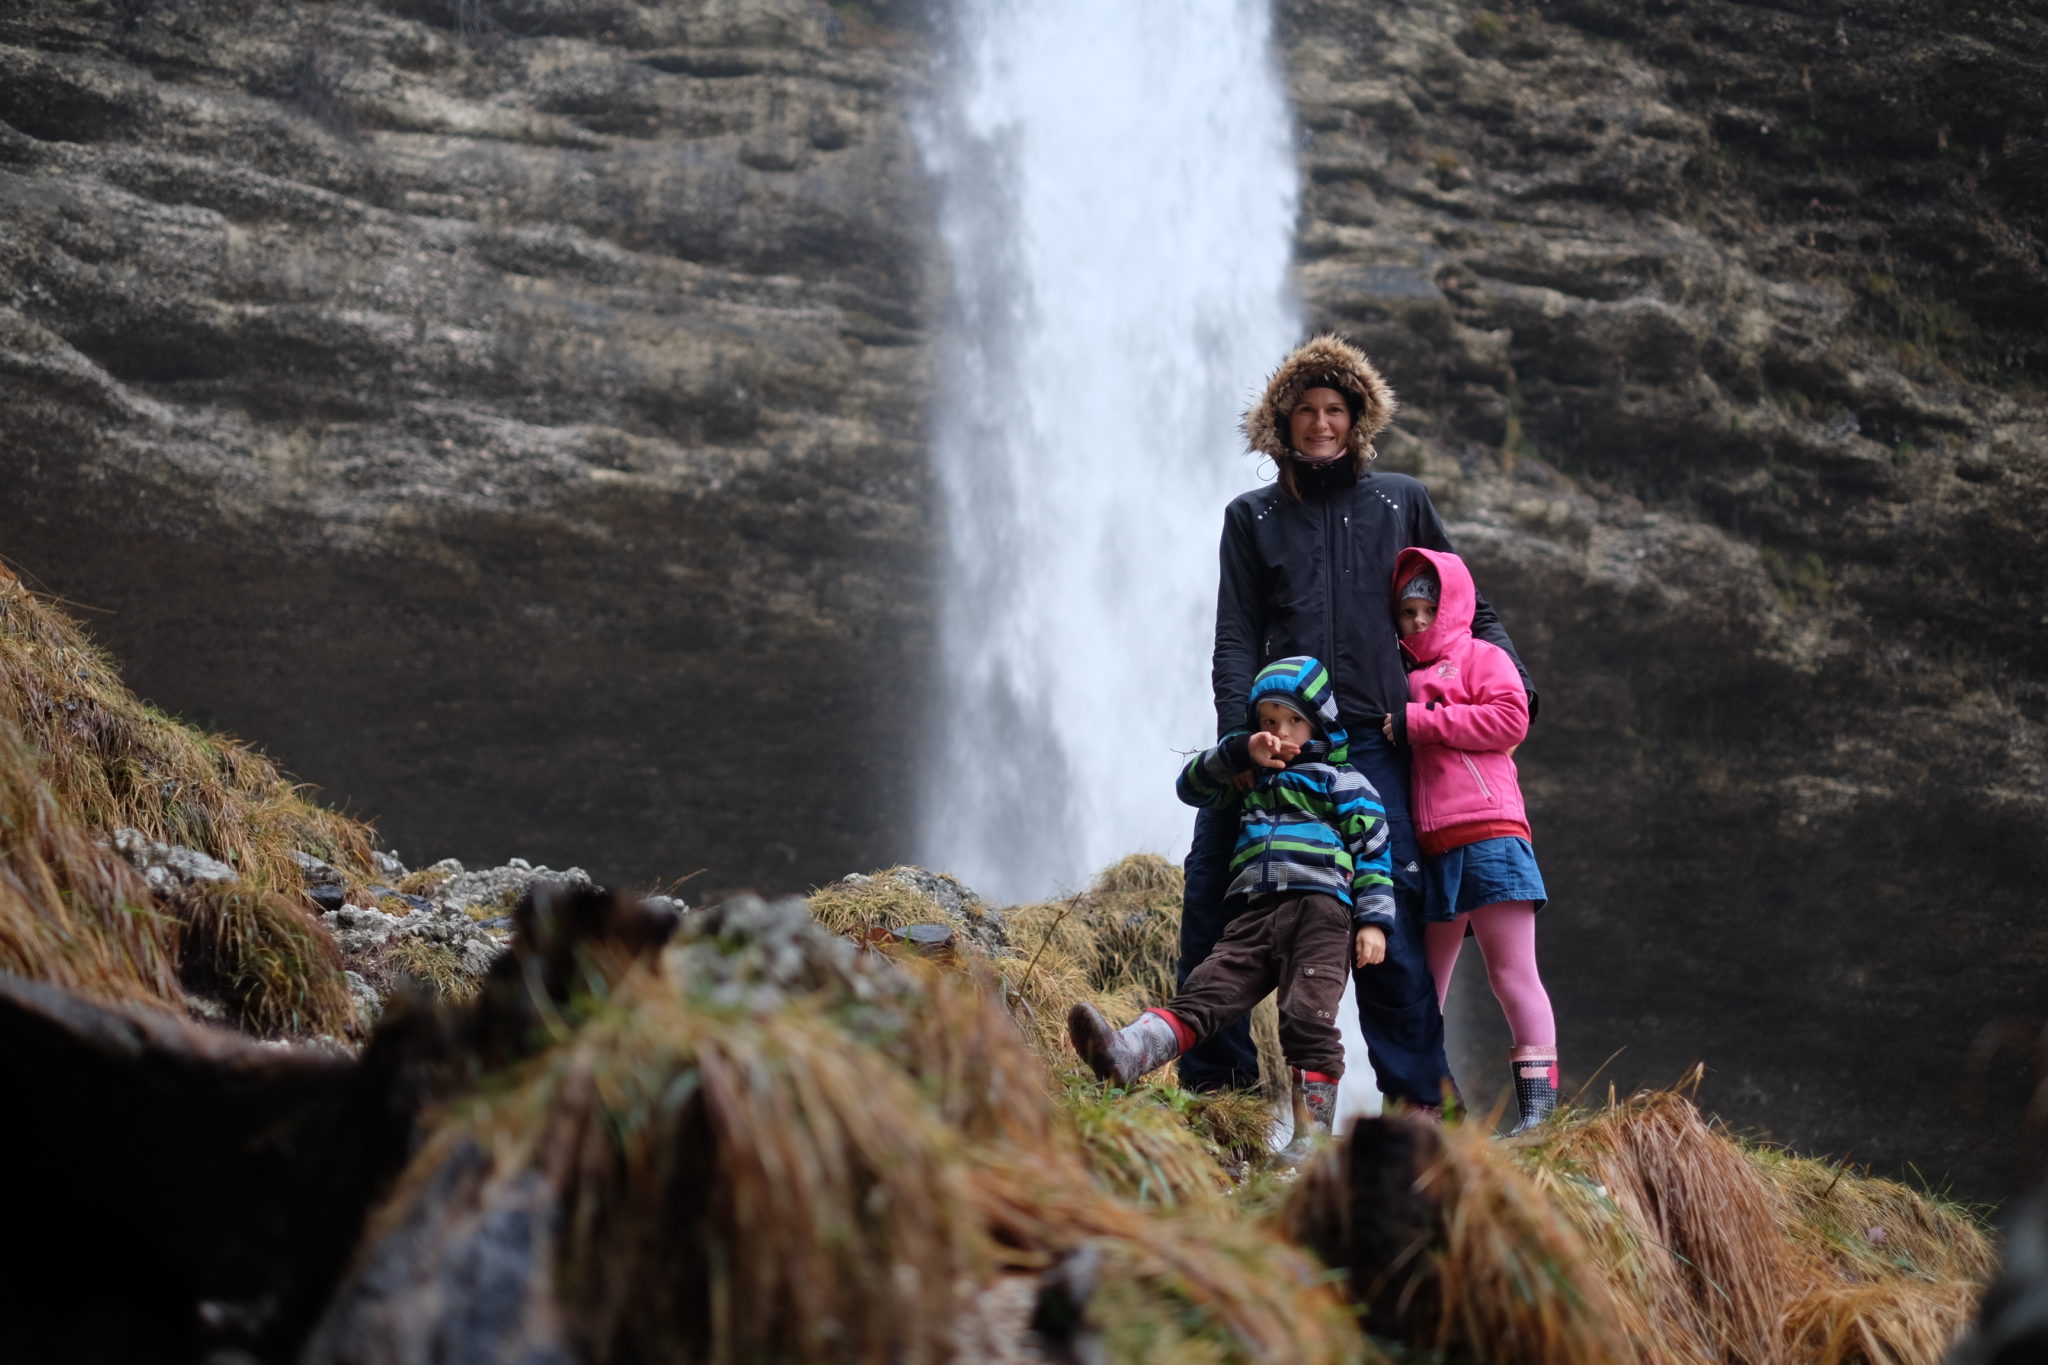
[1241,333,1397,462]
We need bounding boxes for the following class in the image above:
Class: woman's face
[1289,387,1352,460]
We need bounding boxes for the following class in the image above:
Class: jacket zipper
[1460,752,1492,800]
[1321,495,1337,685]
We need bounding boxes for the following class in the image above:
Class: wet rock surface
[1278,0,2048,1199]
[0,0,936,894]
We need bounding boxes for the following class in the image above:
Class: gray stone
[292,850,344,886]
[110,828,239,891]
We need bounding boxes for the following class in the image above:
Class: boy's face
[1396,596,1437,638]
[1256,700,1313,749]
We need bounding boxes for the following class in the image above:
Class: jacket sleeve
[1404,642,1530,752]
[1177,735,1254,809]
[1328,765,1396,930]
[1211,501,1265,740]
[1410,489,1539,722]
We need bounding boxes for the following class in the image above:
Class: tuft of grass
[383,936,479,1004]
[968,1149,1368,1364]
[1060,1077,1234,1209]
[1745,1142,1997,1285]
[1316,1083,1997,1365]
[0,567,375,897]
[0,566,368,1030]
[1782,1280,1984,1365]
[173,879,357,1035]
[0,724,182,1010]
[1530,1088,1794,1362]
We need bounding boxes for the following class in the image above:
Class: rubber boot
[1508,1047,1560,1135]
[1068,1005,1182,1087]
[1278,1069,1340,1164]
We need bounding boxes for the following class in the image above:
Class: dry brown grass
[0,725,182,1010]
[172,879,357,1035]
[1531,1086,1795,1363]
[968,1148,1368,1364]
[0,566,368,1030]
[361,922,1366,1364]
[1289,1082,1995,1365]
[384,936,481,1005]
[1782,1280,1985,1365]
[0,567,375,893]
[1749,1143,1998,1285]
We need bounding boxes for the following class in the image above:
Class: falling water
[918,0,1302,905]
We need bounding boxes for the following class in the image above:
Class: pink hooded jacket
[1391,547,1532,855]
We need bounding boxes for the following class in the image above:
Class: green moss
[1465,10,1505,48]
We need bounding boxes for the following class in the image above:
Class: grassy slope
[814,856,1995,1363]
[0,565,368,1033]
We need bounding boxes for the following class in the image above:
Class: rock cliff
[1277,0,2048,1199]
[0,0,936,894]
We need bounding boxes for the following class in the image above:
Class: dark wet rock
[0,0,936,899]
[1280,0,2048,1202]
[306,883,349,914]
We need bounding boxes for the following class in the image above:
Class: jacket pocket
[1458,752,1494,803]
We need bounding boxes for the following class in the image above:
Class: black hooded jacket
[1211,461,1535,739]
[1216,332,1536,741]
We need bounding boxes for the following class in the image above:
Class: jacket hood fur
[1242,333,1397,462]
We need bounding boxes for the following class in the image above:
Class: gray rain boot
[1507,1047,1559,1135]
[1278,1070,1340,1164]
[1068,1005,1183,1087]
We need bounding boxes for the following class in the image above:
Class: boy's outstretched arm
[1328,765,1397,933]
[1176,734,1256,808]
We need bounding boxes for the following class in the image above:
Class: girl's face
[1289,387,1352,461]
[1396,597,1438,637]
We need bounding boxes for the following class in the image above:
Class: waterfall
[918,0,1302,905]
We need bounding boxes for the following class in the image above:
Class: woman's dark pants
[1175,732,1453,1105]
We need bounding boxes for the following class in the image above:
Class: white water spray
[918,0,1301,904]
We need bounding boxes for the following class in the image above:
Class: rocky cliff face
[1277,0,2048,1199]
[0,0,935,895]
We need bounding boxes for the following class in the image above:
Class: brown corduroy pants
[1162,891,1352,1078]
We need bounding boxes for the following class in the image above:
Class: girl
[1384,548,1559,1133]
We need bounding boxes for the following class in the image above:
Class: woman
[1178,334,1537,1114]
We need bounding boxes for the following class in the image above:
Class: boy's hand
[1354,926,1387,968]
[1381,713,1395,741]
[1247,732,1300,769]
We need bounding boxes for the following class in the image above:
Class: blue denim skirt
[1421,836,1548,921]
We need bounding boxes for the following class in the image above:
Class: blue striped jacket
[1176,656,1396,928]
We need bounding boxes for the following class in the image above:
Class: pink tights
[1424,901,1555,1049]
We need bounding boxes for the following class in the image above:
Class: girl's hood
[1392,546,1476,665]
[1241,333,1397,462]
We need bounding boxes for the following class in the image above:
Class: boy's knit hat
[1254,693,1314,723]
[1396,567,1440,604]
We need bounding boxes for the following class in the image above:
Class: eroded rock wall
[0,0,934,893]
[1278,0,2048,1199]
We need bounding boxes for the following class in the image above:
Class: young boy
[1384,550,1558,1133]
[1067,655,1396,1143]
